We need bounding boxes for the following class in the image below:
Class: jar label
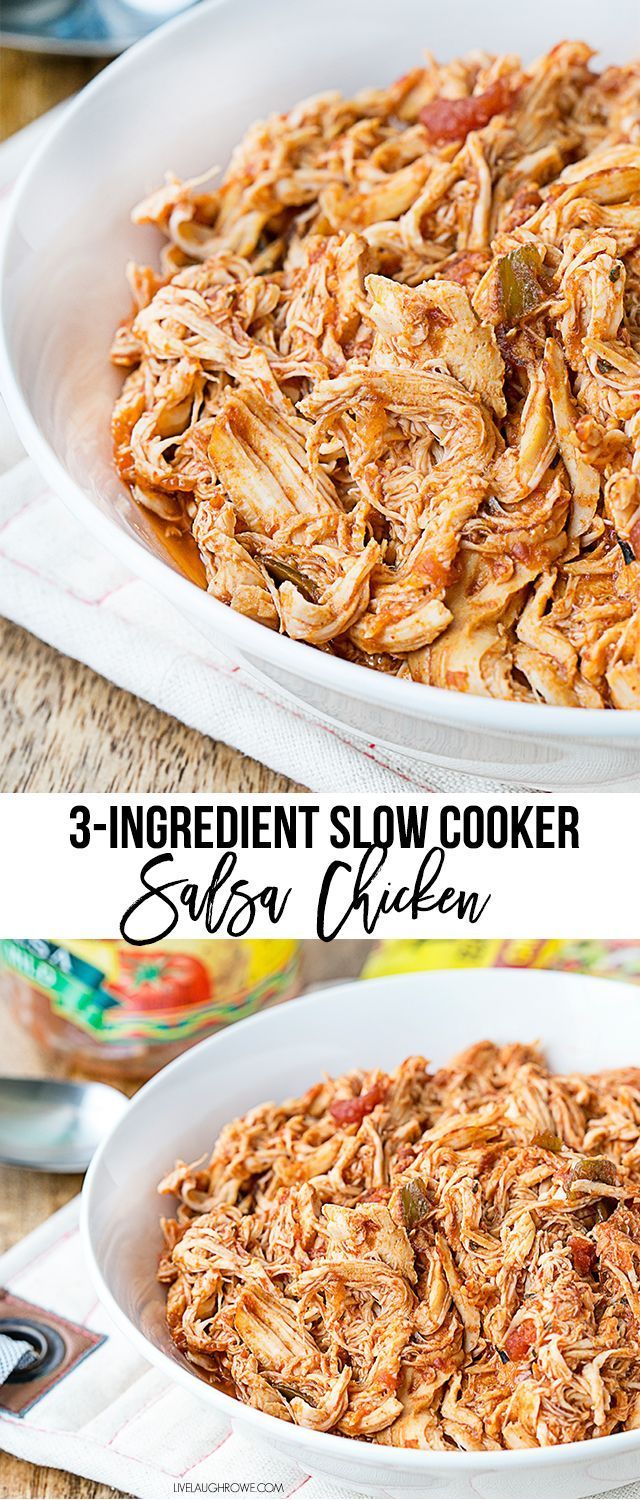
[0,939,298,1046]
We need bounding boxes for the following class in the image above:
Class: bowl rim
[82,967,640,1475]
[1,0,640,745]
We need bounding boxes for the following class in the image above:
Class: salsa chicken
[113,42,640,706]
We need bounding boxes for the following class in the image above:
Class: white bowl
[2,0,640,790]
[83,967,640,1497]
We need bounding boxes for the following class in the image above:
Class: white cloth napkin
[0,108,534,796]
[1,1196,639,1500]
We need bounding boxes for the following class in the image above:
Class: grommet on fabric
[0,1291,105,1416]
[0,1318,66,1384]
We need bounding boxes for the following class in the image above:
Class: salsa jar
[0,939,300,1081]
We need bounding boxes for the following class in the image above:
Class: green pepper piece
[531,1130,563,1152]
[261,555,318,603]
[498,245,544,326]
[278,1383,300,1401]
[571,1155,617,1186]
[593,1200,613,1222]
[401,1177,430,1230]
[617,534,636,566]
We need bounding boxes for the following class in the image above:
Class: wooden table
[0,48,300,794]
[0,941,369,1498]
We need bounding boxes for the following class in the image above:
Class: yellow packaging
[363,939,640,982]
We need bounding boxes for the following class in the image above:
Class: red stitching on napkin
[94,579,136,607]
[0,490,51,536]
[107,1385,168,1447]
[178,1428,232,1473]
[0,1406,180,1480]
[222,669,435,791]
[0,545,101,605]
[285,1476,311,1497]
[9,1226,79,1287]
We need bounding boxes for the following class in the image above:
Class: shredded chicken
[112,42,640,706]
[158,1041,640,1449]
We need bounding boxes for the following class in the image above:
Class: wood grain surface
[0,48,300,795]
[0,942,369,1498]
[0,618,301,793]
